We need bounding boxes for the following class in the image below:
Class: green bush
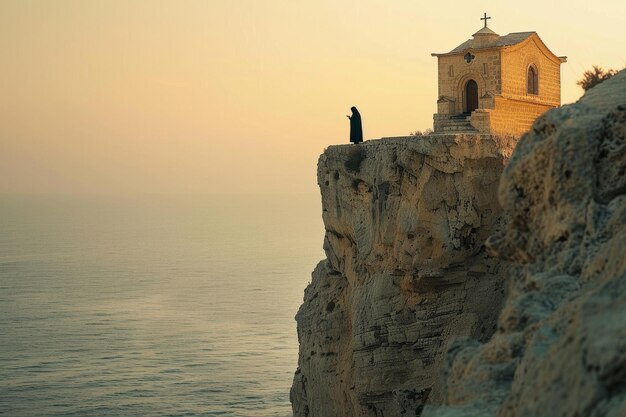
[577,65,618,91]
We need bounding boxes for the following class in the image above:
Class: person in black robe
[347,106,363,144]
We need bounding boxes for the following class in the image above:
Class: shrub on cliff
[344,146,366,173]
[577,65,618,91]
[409,128,433,137]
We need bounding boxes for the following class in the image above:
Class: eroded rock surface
[291,134,517,416]
[423,71,626,417]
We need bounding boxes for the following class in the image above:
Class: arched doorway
[464,79,478,114]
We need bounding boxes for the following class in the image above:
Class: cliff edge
[291,134,517,416]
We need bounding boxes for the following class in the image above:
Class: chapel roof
[472,26,498,36]
[431,25,567,62]
[446,31,536,54]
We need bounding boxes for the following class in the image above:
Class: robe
[349,107,363,144]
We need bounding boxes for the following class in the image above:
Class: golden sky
[1,0,624,195]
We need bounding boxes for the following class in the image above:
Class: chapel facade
[431,16,567,136]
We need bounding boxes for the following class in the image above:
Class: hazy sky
[1,0,624,195]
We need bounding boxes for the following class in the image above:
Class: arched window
[527,65,539,95]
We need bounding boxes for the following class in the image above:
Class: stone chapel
[431,15,567,136]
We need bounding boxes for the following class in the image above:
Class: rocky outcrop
[291,134,517,416]
[423,70,626,417]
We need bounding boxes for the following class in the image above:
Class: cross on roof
[480,12,491,28]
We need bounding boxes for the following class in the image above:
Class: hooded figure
[347,106,363,144]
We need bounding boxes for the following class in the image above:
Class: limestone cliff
[292,71,625,417]
[423,70,626,417]
[290,134,517,416]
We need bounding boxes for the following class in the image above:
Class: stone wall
[436,51,501,114]
[500,37,561,105]
[468,110,491,133]
[489,97,553,137]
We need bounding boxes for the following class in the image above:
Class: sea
[0,194,324,417]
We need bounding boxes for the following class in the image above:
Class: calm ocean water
[0,194,323,417]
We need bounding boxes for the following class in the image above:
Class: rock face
[291,134,517,416]
[292,71,626,417]
[423,70,626,417]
